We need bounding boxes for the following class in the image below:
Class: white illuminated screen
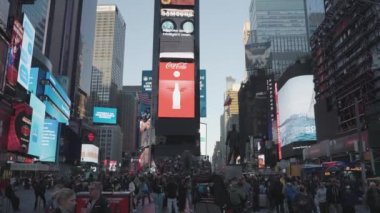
[278,75,316,147]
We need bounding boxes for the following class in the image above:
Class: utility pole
[355,97,367,193]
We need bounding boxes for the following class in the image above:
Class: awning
[10,163,58,171]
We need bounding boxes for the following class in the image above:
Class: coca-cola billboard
[6,103,32,153]
[158,62,194,118]
[160,8,194,59]
[161,0,195,6]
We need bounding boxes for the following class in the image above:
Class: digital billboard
[258,154,265,169]
[140,70,152,115]
[245,42,271,71]
[161,0,195,6]
[200,123,207,156]
[93,107,117,124]
[160,8,194,59]
[0,37,7,91]
[6,103,32,153]
[158,62,194,118]
[17,14,35,90]
[28,94,46,157]
[278,75,316,147]
[200,69,206,117]
[39,119,59,162]
[6,19,23,89]
[81,144,99,164]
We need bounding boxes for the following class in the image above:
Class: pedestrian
[366,182,380,213]
[52,188,76,213]
[285,181,298,213]
[341,185,357,213]
[152,177,165,213]
[86,181,110,213]
[34,179,47,210]
[165,176,179,213]
[292,187,313,213]
[228,178,246,213]
[316,182,328,213]
[5,181,20,211]
[326,180,341,213]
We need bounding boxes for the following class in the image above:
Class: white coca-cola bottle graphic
[172,82,181,109]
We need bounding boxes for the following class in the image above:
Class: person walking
[86,182,110,213]
[327,180,341,213]
[341,185,357,213]
[34,179,46,210]
[228,178,247,213]
[52,188,76,213]
[366,182,380,213]
[316,182,328,213]
[152,177,165,213]
[166,176,179,213]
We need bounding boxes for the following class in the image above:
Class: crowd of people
[1,160,380,213]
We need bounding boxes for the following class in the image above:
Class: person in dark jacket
[165,176,179,213]
[341,185,357,213]
[34,179,46,210]
[326,180,341,213]
[367,182,380,213]
[5,182,20,211]
[86,182,110,213]
[211,174,230,211]
[292,187,313,213]
[270,178,285,213]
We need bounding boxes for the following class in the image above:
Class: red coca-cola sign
[158,62,194,118]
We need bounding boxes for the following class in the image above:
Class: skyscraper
[91,5,126,107]
[22,0,50,53]
[249,0,309,79]
[304,0,324,41]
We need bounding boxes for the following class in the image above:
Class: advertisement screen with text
[158,62,194,118]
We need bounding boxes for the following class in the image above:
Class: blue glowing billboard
[200,69,206,117]
[17,14,35,90]
[278,75,316,147]
[93,107,117,124]
[28,94,46,157]
[40,119,59,162]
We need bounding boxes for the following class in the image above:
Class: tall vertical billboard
[154,0,199,138]
[140,70,152,115]
[6,19,23,90]
[17,14,35,90]
[158,62,195,118]
[278,75,316,147]
[200,69,206,117]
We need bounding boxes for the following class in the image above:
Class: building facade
[22,0,50,53]
[91,5,125,108]
[249,0,309,79]
[120,86,140,153]
[308,0,380,173]
[97,125,122,163]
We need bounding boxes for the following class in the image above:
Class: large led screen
[28,94,46,157]
[39,119,59,162]
[81,144,99,164]
[17,14,35,90]
[278,75,316,147]
[200,69,206,117]
[6,19,23,90]
[158,62,194,118]
[160,8,194,59]
[6,103,32,153]
[93,107,117,124]
[161,0,195,6]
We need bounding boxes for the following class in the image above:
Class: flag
[138,91,151,105]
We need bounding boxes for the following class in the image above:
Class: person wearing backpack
[366,182,380,213]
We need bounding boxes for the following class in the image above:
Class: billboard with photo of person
[6,19,23,90]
